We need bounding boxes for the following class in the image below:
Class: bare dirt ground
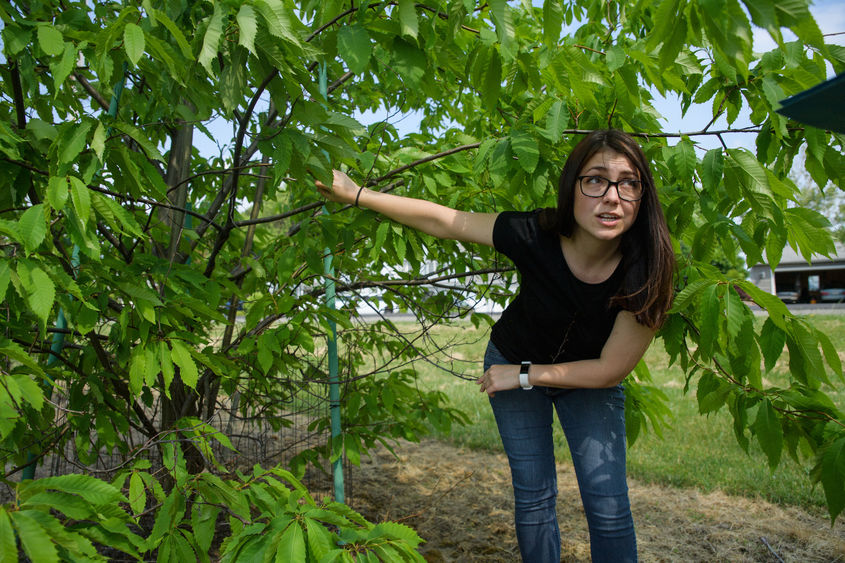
[352,439,845,562]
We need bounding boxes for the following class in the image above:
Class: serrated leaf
[0,262,10,304]
[236,5,258,54]
[123,23,145,65]
[369,521,423,547]
[59,121,93,164]
[274,522,306,563]
[198,3,224,76]
[700,148,723,192]
[11,511,57,563]
[18,204,47,255]
[170,340,198,389]
[817,436,845,523]
[50,42,77,91]
[91,122,106,162]
[509,128,538,173]
[111,122,165,162]
[337,24,371,75]
[25,266,55,332]
[758,317,785,373]
[69,176,91,227]
[304,518,334,560]
[47,176,68,211]
[398,0,418,39]
[752,399,782,470]
[0,508,16,563]
[27,474,123,506]
[128,472,146,515]
[254,0,301,46]
[192,503,219,554]
[37,25,64,56]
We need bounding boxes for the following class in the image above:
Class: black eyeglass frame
[576,175,644,202]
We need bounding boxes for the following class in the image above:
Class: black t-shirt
[490,210,623,365]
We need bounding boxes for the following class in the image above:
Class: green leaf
[111,122,165,162]
[392,39,426,89]
[509,128,538,173]
[606,45,625,72]
[304,518,334,560]
[91,122,106,162]
[253,0,302,46]
[397,0,418,39]
[129,472,146,515]
[668,138,697,181]
[817,436,845,523]
[24,266,55,333]
[47,176,69,211]
[488,0,515,55]
[123,23,145,65]
[27,474,123,506]
[369,521,423,547]
[336,24,371,75]
[274,522,306,563]
[541,99,568,142]
[542,0,563,46]
[69,176,91,227]
[11,511,57,563]
[192,503,220,554]
[59,121,93,164]
[198,3,224,76]
[19,204,47,255]
[236,4,258,54]
[0,262,10,305]
[50,43,77,91]
[37,24,64,56]
[481,49,502,112]
[0,508,16,563]
[699,148,723,192]
[758,317,785,373]
[751,399,782,470]
[170,340,198,389]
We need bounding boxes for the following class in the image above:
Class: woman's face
[571,149,641,244]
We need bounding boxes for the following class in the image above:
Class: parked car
[776,290,800,304]
[820,288,845,303]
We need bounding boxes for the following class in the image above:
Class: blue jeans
[484,341,636,563]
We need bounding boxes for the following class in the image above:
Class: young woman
[316,129,675,562]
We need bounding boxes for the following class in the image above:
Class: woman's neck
[560,232,622,284]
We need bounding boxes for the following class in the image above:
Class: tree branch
[71,72,110,111]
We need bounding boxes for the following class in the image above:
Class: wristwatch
[519,361,533,390]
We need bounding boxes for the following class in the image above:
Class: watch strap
[519,361,533,390]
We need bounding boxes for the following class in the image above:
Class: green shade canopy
[776,72,845,134]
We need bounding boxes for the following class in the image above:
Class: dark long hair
[538,129,675,328]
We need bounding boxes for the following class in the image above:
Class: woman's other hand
[477,364,520,397]
[316,169,362,205]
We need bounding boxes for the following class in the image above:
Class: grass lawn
[397,314,845,514]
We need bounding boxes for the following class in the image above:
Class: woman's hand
[315,169,363,206]
[477,364,520,397]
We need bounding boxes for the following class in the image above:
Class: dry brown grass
[352,439,845,562]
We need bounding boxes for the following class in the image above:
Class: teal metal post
[21,68,128,481]
[319,63,344,504]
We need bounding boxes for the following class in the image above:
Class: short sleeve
[493,210,541,266]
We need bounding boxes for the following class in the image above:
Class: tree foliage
[1,0,844,550]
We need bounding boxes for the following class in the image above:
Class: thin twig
[760,537,785,563]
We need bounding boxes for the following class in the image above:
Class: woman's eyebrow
[583,165,636,175]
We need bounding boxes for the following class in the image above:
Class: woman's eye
[586,176,603,184]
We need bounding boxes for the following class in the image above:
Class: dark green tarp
[776,72,845,134]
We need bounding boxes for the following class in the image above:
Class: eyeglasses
[577,175,643,202]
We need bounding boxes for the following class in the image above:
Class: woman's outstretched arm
[478,311,657,395]
[316,170,498,247]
